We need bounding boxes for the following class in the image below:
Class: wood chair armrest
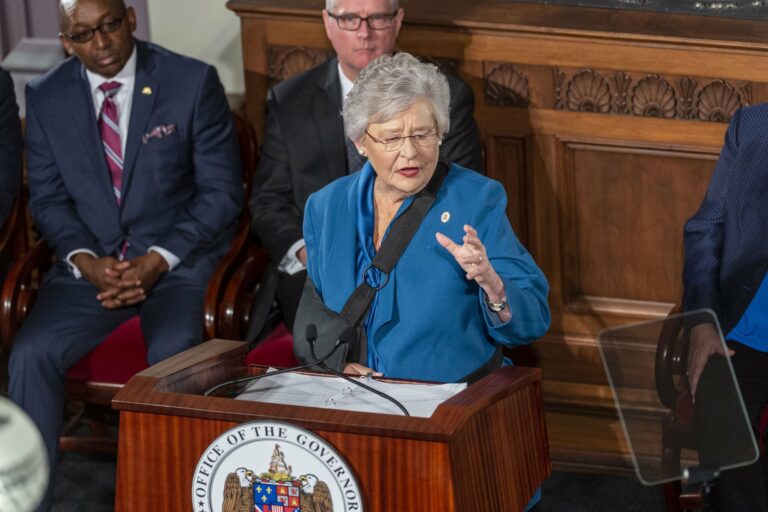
[201,110,260,340]
[655,303,686,409]
[1,239,54,347]
[202,214,255,340]
[218,250,270,340]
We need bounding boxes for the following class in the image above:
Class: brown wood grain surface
[113,340,548,511]
[226,0,766,475]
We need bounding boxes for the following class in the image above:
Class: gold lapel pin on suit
[141,86,152,95]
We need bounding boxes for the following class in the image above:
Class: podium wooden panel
[112,339,550,511]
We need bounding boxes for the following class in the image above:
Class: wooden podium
[112,339,550,511]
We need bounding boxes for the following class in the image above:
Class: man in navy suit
[684,105,768,510]
[8,0,242,508]
[248,0,484,335]
[0,66,22,227]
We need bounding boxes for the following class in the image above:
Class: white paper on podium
[235,370,467,418]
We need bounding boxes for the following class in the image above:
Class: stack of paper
[235,371,467,418]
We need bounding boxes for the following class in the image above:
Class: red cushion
[66,316,148,384]
[245,322,298,368]
[760,407,768,436]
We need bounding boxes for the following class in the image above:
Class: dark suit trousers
[694,341,768,511]
[8,267,205,512]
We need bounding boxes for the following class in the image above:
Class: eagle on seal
[299,473,333,512]
[221,467,254,512]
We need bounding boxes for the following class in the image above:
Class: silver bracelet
[485,294,508,313]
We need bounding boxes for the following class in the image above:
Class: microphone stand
[681,465,719,512]
[306,325,410,416]
[203,330,351,397]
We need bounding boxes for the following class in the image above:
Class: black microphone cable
[306,325,410,416]
[203,326,351,398]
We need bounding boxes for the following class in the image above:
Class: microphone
[203,324,351,397]
[306,324,317,344]
[307,328,410,416]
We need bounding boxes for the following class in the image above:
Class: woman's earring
[358,148,366,156]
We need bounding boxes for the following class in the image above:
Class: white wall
[146,0,243,95]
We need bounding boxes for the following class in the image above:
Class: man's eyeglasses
[327,11,397,31]
[60,12,126,44]
[365,129,439,152]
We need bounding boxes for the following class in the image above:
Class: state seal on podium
[192,421,363,512]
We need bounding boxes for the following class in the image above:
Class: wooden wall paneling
[561,140,718,313]
[239,16,269,139]
[228,0,768,475]
[398,25,768,84]
[485,135,530,245]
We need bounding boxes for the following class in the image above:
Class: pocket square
[142,124,176,144]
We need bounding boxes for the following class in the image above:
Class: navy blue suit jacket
[684,105,768,334]
[0,66,21,226]
[25,41,242,283]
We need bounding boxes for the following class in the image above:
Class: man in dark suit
[8,1,242,508]
[249,0,483,334]
[684,105,768,510]
[0,66,22,227]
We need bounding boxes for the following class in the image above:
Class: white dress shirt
[67,46,179,277]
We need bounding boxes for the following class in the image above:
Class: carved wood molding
[484,63,530,107]
[554,67,752,123]
[268,45,333,84]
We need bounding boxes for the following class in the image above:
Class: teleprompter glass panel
[597,310,758,486]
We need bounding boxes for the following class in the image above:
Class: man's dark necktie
[345,136,366,173]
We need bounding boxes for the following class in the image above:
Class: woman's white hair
[342,52,450,143]
[326,0,398,12]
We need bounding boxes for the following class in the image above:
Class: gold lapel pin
[141,86,152,95]
[441,211,451,223]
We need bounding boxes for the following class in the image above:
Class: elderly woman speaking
[299,53,550,383]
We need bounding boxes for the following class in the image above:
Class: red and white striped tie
[98,81,128,258]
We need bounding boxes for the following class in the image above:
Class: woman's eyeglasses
[365,130,439,152]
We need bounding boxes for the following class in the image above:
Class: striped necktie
[98,81,129,259]
[98,81,124,205]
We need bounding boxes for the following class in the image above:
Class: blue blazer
[25,41,243,283]
[684,105,768,333]
[304,163,551,382]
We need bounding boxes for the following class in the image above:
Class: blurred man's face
[322,0,403,81]
[59,0,136,78]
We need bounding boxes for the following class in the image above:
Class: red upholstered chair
[218,255,299,368]
[0,111,260,453]
[244,322,297,368]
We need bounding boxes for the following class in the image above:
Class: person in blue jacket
[302,53,550,509]
[303,52,550,384]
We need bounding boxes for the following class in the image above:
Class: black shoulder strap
[340,161,448,326]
